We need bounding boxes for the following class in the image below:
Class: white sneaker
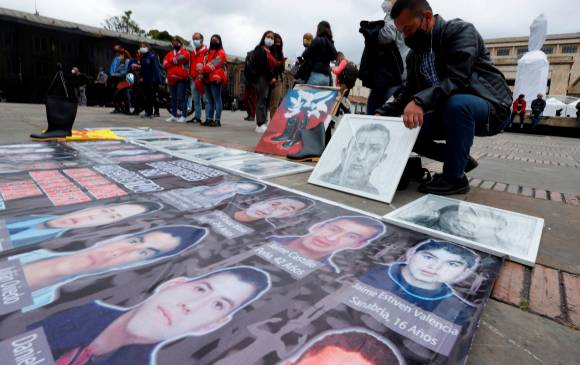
[165,116,176,123]
[176,117,186,123]
[255,124,268,133]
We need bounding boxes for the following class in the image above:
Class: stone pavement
[1,103,580,364]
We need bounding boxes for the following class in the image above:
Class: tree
[148,29,190,46]
[103,10,146,36]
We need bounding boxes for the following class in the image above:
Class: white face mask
[139,47,148,54]
[264,38,274,47]
[382,0,392,13]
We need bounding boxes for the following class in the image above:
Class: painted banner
[0,141,501,365]
[255,85,342,157]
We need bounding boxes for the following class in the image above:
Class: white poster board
[383,195,544,266]
[308,115,419,204]
[214,157,313,180]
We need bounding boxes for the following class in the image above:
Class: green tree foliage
[148,29,190,46]
[103,10,146,36]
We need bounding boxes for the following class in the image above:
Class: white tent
[513,14,549,110]
[543,97,567,117]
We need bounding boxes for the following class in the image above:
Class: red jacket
[163,48,190,85]
[202,48,228,85]
[512,99,526,113]
[190,46,208,79]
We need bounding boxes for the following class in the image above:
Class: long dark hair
[272,33,284,59]
[316,21,333,41]
[258,30,275,47]
[210,34,223,50]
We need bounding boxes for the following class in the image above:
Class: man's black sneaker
[419,174,470,195]
[465,156,479,173]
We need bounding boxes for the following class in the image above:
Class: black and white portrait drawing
[215,157,313,179]
[384,195,545,266]
[309,115,419,203]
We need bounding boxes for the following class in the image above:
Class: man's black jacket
[358,20,404,90]
[531,98,546,114]
[377,16,512,134]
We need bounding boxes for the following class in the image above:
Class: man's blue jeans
[531,113,542,127]
[307,72,331,86]
[170,80,188,118]
[191,80,204,120]
[204,83,223,121]
[415,94,490,179]
[367,85,400,115]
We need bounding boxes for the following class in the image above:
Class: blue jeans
[415,94,490,178]
[367,85,400,115]
[204,83,223,121]
[307,72,331,86]
[191,80,204,120]
[531,113,542,126]
[170,80,188,118]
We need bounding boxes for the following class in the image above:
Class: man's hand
[403,100,424,129]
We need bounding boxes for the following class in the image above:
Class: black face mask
[173,45,181,51]
[210,42,220,50]
[404,17,432,52]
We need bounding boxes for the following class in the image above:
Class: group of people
[506,93,547,129]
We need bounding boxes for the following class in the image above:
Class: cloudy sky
[1,0,579,61]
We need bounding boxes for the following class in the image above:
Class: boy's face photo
[438,205,506,242]
[406,248,470,285]
[342,130,389,183]
[244,198,306,220]
[127,273,257,341]
[48,204,148,229]
[58,231,181,273]
[285,346,374,365]
[299,219,378,255]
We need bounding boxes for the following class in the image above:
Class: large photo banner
[0,141,502,365]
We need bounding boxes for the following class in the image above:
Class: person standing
[139,42,162,119]
[243,73,257,122]
[189,32,208,124]
[376,0,512,195]
[509,94,527,129]
[359,0,405,115]
[302,21,337,86]
[530,93,546,128]
[269,33,287,121]
[94,67,108,107]
[292,33,314,84]
[253,31,277,133]
[202,34,227,127]
[163,37,190,123]
[70,67,88,106]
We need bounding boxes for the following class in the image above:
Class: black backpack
[338,62,359,89]
[243,50,258,83]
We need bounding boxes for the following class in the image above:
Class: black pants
[510,111,525,125]
[255,75,271,127]
[143,82,159,116]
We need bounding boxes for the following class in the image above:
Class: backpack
[338,62,359,89]
[243,50,258,83]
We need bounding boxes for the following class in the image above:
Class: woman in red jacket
[189,32,208,124]
[202,34,227,127]
[163,37,190,123]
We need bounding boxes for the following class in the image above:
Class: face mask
[303,40,312,47]
[264,38,274,47]
[210,41,220,50]
[139,47,148,54]
[404,17,432,52]
[381,0,392,13]
[192,40,201,48]
[173,44,181,50]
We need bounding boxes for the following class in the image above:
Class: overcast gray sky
[1,0,579,61]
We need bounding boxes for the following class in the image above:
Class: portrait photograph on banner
[309,115,419,203]
[255,85,342,157]
[215,156,313,179]
[383,195,545,266]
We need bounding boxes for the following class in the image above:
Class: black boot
[272,117,299,142]
[418,174,470,195]
[31,95,77,140]
[283,118,307,148]
[286,123,325,162]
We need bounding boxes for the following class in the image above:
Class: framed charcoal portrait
[214,157,313,179]
[383,195,545,266]
[309,115,419,203]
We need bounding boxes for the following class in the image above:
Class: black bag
[397,156,431,191]
[243,50,258,83]
[45,68,77,130]
[338,62,359,89]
